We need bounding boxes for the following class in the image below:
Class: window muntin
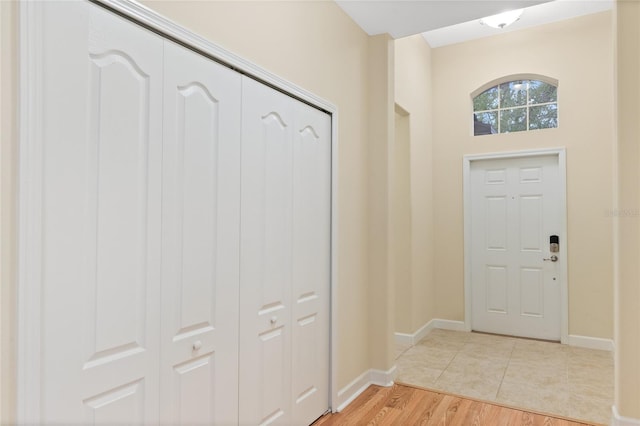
[473,79,557,136]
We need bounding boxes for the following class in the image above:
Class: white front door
[239,77,331,425]
[470,155,562,340]
[160,40,241,425]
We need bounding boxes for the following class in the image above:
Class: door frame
[17,0,339,421]
[462,148,568,344]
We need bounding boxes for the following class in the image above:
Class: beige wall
[366,34,396,372]
[393,107,412,333]
[615,0,640,419]
[432,12,615,340]
[0,1,18,423]
[140,0,392,387]
[394,35,436,334]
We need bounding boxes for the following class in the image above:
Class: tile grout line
[494,339,517,402]
[433,331,475,386]
[433,347,460,385]
[395,344,412,360]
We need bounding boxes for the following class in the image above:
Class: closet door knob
[270,316,277,325]
[193,340,202,351]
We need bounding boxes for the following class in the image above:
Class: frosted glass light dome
[480,9,524,29]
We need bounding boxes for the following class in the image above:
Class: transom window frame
[471,74,559,136]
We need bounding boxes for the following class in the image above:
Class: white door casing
[239,77,331,425]
[160,40,241,425]
[464,150,568,342]
[38,2,163,422]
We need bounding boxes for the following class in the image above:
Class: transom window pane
[474,111,497,135]
[529,104,558,130]
[473,87,499,111]
[473,79,558,136]
[528,80,557,105]
[501,107,527,133]
[500,81,527,108]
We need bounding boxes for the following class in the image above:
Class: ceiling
[335,0,613,47]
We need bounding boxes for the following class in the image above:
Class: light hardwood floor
[313,384,598,426]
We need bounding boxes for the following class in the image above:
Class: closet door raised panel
[40,2,163,423]
[240,77,294,426]
[161,41,241,425]
[291,103,331,426]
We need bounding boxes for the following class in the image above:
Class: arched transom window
[473,79,558,136]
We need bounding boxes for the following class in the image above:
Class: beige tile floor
[395,329,614,425]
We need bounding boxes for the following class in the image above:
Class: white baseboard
[394,332,414,347]
[371,364,397,387]
[335,370,370,412]
[568,334,615,352]
[396,321,613,354]
[430,319,469,332]
[335,365,397,412]
[395,319,470,347]
[612,406,640,426]
[394,321,434,346]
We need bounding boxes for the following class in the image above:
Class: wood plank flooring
[313,384,598,426]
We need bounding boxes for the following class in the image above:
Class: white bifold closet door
[40,2,164,423]
[39,3,241,423]
[32,1,329,424]
[160,40,241,425]
[240,78,331,426]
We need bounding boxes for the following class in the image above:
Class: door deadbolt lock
[543,255,558,262]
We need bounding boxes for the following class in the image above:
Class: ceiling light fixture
[480,9,524,29]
